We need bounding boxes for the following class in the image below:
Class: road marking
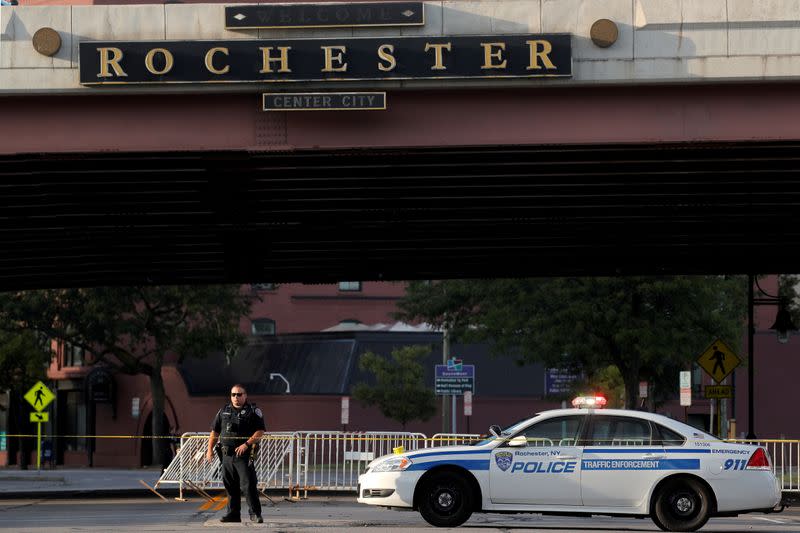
[213,498,228,511]
[199,494,227,511]
[754,516,785,524]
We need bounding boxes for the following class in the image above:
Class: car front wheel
[652,477,711,532]
[417,471,474,528]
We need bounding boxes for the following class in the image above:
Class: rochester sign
[79,35,571,85]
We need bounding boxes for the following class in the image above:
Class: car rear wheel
[652,478,711,532]
[417,471,474,527]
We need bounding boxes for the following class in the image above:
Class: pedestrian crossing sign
[24,381,54,412]
[697,339,741,384]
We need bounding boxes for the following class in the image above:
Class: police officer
[206,383,265,523]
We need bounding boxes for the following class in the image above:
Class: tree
[396,277,747,409]
[353,345,437,429]
[0,330,50,394]
[0,286,254,467]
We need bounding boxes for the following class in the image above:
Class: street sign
[435,364,475,396]
[639,381,648,398]
[30,411,49,423]
[464,391,473,416]
[225,2,425,30]
[704,385,733,399]
[697,339,741,383]
[545,368,580,395]
[341,396,350,426]
[24,381,54,412]
[679,371,692,406]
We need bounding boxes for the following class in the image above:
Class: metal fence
[155,432,800,497]
[298,432,427,491]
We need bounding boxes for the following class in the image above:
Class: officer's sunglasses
[230,392,245,397]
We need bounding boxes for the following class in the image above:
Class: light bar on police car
[571,395,607,408]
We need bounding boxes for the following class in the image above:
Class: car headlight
[371,456,413,472]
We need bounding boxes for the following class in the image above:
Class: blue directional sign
[435,364,475,396]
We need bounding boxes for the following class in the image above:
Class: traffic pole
[36,422,41,470]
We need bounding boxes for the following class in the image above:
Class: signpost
[463,391,472,434]
[24,381,54,469]
[697,339,741,383]
[704,385,733,399]
[341,396,350,431]
[434,363,475,396]
[545,368,580,396]
[679,370,692,410]
[697,339,740,437]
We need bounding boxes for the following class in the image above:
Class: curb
[0,489,180,500]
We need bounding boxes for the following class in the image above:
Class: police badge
[495,451,513,472]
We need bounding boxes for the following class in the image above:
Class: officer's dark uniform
[211,402,265,520]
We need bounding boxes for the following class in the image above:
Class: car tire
[417,471,474,528]
[652,478,711,532]
[651,513,669,532]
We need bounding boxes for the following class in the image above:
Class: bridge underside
[3,141,800,290]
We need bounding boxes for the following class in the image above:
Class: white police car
[357,397,781,531]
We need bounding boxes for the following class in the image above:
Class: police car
[357,396,781,531]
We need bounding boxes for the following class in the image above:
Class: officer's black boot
[250,512,263,523]
[220,513,241,523]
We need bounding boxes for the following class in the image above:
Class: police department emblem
[495,451,513,472]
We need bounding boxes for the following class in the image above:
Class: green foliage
[397,277,747,409]
[352,345,437,429]
[0,286,253,376]
[583,365,626,409]
[0,285,254,465]
[0,330,51,393]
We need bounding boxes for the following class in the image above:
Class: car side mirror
[489,425,502,438]
[508,435,527,447]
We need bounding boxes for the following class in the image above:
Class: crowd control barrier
[155,433,800,498]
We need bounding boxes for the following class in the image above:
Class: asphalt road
[0,495,798,532]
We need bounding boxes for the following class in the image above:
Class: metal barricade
[157,432,298,498]
[729,439,800,492]
[154,433,800,496]
[297,431,426,491]
[429,433,482,447]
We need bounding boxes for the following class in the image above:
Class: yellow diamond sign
[697,339,741,383]
[24,381,54,412]
[30,411,49,423]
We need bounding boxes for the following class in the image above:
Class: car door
[580,415,666,508]
[490,414,585,506]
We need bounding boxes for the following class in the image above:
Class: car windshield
[470,416,534,446]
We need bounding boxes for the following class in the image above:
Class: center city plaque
[263,92,386,111]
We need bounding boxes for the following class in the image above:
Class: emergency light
[571,395,607,408]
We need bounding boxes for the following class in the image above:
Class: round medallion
[590,19,619,48]
[32,27,62,57]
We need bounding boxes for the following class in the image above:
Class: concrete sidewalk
[0,468,166,498]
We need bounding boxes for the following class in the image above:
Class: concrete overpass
[3,0,800,287]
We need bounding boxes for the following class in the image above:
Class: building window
[64,344,84,367]
[251,283,278,291]
[338,281,361,292]
[251,318,276,336]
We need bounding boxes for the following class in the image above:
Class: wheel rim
[669,490,698,519]
[429,484,460,515]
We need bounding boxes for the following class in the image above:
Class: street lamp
[746,274,797,439]
[269,373,291,394]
